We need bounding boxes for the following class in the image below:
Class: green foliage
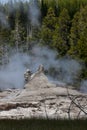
[40,0,87,17]
[69,6,87,63]
[10,22,26,47]
[40,7,57,45]
[1,0,87,79]
[76,28,87,63]
[52,8,70,56]
[40,0,48,19]
[68,11,80,56]
[43,7,56,29]
[0,28,11,43]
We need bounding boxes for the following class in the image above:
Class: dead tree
[67,87,87,119]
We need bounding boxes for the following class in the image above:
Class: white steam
[0,46,82,90]
[29,46,82,85]
[0,12,9,28]
[29,0,41,26]
[0,53,28,90]
[80,80,87,93]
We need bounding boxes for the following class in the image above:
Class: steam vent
[0,65,87,119]
[24,64,56,90]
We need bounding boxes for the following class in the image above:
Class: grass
[0,118,87,130]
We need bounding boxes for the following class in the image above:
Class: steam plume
[29,0,41,26]
[0,12,9,28]
[80,80,87,93]
[0,46,82,90]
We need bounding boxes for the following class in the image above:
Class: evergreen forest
[0,0,87,82]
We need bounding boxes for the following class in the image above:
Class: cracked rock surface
[0,72,87,119]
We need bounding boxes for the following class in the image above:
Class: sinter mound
[0,65,87,119]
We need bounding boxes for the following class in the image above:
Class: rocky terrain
[0,66,87,119]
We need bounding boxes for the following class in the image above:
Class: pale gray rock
[0,68,87,119]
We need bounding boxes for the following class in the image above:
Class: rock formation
[0,65,87,119]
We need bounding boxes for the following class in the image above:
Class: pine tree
[68,11,80,56]
[43,7,56,29]
[40,7,56,45]
[40,0,48,19]
[10,11,26,51]
[6,0,15,29]
[52,8,70,56]
[77,28,87,63]
[69,6,87,58]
